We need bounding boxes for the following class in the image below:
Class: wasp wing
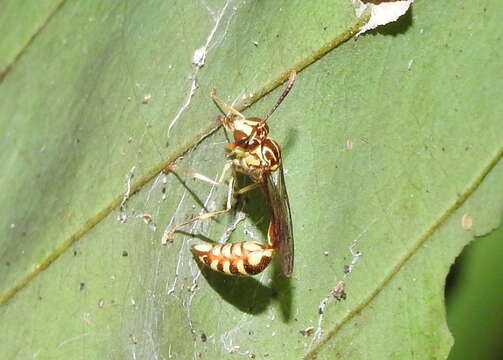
[261,164,294,276]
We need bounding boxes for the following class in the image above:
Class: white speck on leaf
[192,46,207,68]
[461,214,473,230]
[141,93,152,104]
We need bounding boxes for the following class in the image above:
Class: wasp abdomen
[191,241,274,276]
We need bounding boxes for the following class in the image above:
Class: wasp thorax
[191,241,274,276]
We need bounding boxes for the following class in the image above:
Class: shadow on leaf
[198,263,273,314]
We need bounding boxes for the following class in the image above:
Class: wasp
[167,71,296,277]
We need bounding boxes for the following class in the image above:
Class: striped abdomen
[191,241,274,276]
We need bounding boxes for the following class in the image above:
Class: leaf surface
[1,0,502,359]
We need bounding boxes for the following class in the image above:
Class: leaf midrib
[0,0,67,80]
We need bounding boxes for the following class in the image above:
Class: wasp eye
[246,137,257,146]
[234,130,247,143]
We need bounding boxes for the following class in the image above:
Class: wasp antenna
[263,70,297,123]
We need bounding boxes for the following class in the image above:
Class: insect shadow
[168,171,212,213]
[236,175,294,321]
[279,127,298,157]
[197,262,274,315]
[181,174,294,319]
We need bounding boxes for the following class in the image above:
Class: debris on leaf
[461,214,473,230]
[300,326,315,337]
[330,280,347,301]
[353,0,414,36]
[192,46,206,68]
[141,93,151,104]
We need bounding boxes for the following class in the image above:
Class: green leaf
[0,0,63,74]
[1,0,502,359]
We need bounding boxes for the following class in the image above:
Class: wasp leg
[211,89,246,121]
[165,162,260,241]
[234,182,259,195]
[166,175,236,241]
[165,161,233,186]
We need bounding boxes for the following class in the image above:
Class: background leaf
[447,225,503,360]
[1,0,502,359]
[0,0,63,74]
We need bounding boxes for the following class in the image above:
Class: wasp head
[225,116,269,150]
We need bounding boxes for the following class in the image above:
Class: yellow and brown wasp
[167,71,296,277]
